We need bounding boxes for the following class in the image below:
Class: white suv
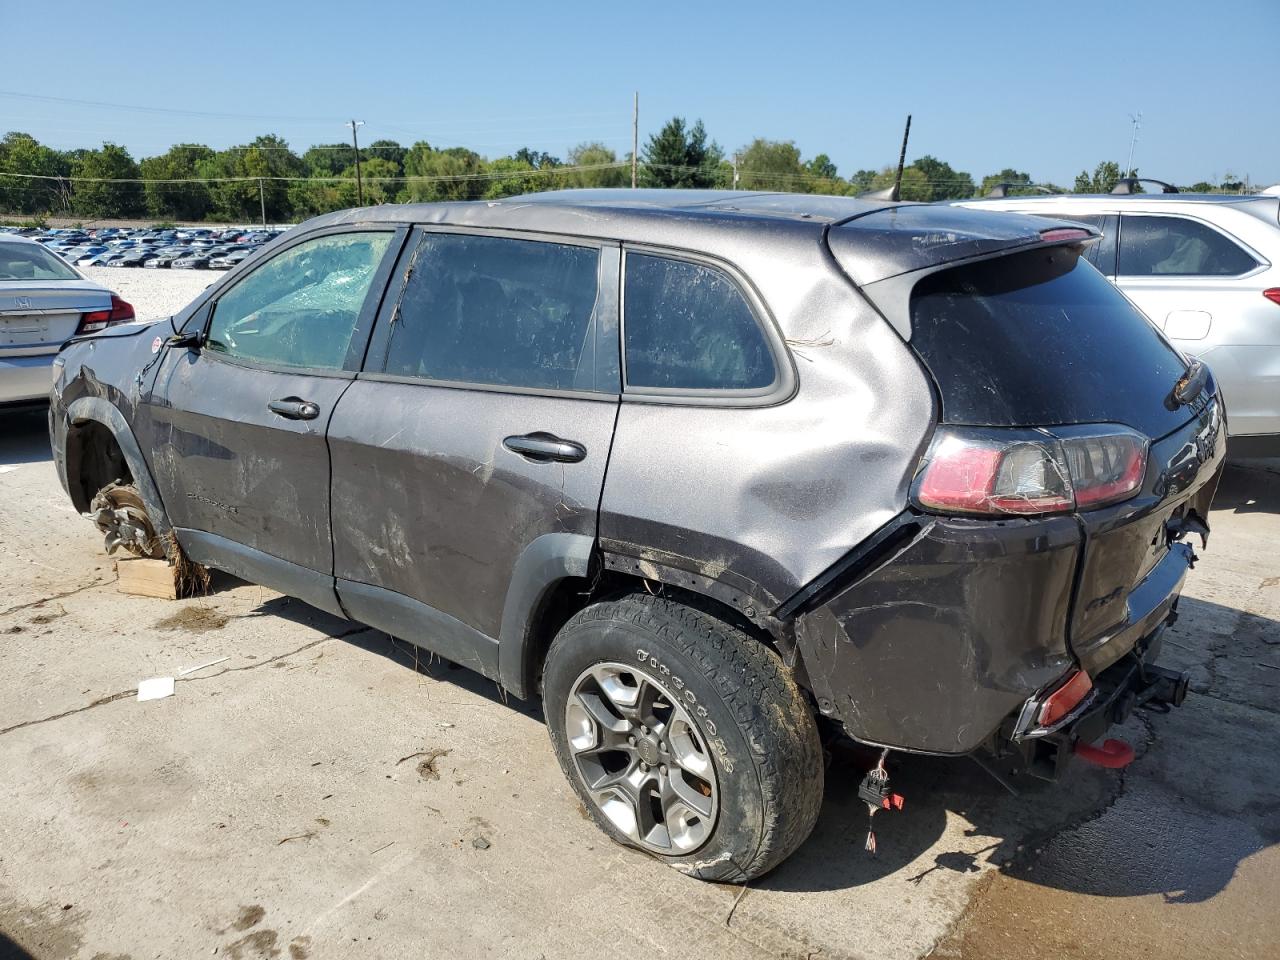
[957,191,1280,456]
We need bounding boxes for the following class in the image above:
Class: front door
[145,227,405,614]
[327,229,621,677]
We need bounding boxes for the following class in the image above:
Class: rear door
[327,228,620,678]
[1115,213,1261,336]
[145,226,405,615]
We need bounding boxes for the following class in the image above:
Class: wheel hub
[565,661,719,855]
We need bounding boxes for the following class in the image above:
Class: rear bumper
[1000,621,1188,781]
[0,354,55,405]
[791,507,1201,757]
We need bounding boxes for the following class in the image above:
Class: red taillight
[914,426,1147,517]
[1264,288,1280,306]
[1038,669,1093,727]
[78,294,135,334]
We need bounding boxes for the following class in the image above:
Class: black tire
[543,591,823,882]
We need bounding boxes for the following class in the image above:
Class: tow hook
[1074,738,1135,768]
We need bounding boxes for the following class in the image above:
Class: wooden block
[115,557,178,600]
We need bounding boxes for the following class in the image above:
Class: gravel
[83,267,218,322]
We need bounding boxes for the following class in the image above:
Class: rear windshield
[910,246,1193,438]
[0,242,79,281]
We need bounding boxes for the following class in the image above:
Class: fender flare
[497,531,594,699]
[64,396,172,535]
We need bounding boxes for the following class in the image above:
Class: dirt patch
[288,935,312,959]
[231,904,266,932]
[395,747,450,781]
[154,605,229,633]
[225,928,279,959]
[29,606,67,625]
[0,897,85,959]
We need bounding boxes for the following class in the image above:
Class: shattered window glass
[385,234,602,391]
[207,231,392,369]
[623,254,774,391]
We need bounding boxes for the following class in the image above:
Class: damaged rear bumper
[997,621,1189,781]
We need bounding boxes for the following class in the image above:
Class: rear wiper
[1165,360,1208,410]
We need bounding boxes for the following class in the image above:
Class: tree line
[0,119,1254,224]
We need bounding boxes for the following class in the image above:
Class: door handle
[503,432,587,463]
[268,397,321,421]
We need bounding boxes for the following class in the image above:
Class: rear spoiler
[826,205,1100,339]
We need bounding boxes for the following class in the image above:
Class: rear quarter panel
[599,226,934,612]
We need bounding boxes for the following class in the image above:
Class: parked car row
[0,225,288,271]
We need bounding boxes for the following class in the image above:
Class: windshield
[910,246,1194,438]
[0,242,80,281]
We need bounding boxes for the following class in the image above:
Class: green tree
[736,139,806,191]
[365,139,406,176]
[401,143,486,202]
[301,143,351,178]
[481,156,549,199]
[0,132,70,213]
[980,168,1036,197]
[640,117,722,189]
[198,135,303,222]
[513,147,560,170]
[1073,161,1129,194]
[558,142,627,188]
[140,144,215,220]
[910,155,975,200]
[72,143,144,218]
[846,168,878,195]
[869,165,931,201]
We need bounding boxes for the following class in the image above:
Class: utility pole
[258,178,266,226]
[1125,113,1142,178]
[891,114,912,202]
[631,92,639,189]
[347,119,366,205]
[732,153,740,190]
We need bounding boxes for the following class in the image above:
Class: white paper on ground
[137,676,175,702]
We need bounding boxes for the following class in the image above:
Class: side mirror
[167,330,204,351]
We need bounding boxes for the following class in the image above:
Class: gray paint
[48,189,1215,759]
[498,531,595,697]
[178,527,345,617]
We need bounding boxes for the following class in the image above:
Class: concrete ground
[0,270,1276,959]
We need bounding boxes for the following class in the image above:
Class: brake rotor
[88,483,165,559]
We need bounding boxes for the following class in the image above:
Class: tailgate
[1070,396,1226,673]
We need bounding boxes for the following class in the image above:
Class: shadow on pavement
[0,406,52,467]
[1215,460,1280,514]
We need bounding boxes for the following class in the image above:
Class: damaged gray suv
[49,190,1224,881]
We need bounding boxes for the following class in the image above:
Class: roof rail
[984,183,1054,198]
[1111,177,1179,194]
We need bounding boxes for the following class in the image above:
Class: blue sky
[2,0,1277,187]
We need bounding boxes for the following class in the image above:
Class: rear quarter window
[623,252,775,393]
[1118,215,1258,277]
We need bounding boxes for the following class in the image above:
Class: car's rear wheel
[543,592,823,882]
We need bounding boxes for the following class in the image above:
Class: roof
[963,192,1273,207]
[304,189,900,239]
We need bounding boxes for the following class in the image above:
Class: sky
[1,0,1277,188]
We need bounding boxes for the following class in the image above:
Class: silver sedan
[0,234,134,406]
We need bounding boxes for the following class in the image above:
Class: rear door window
[622,252,775,392]
[1118,215,1258,277]
[383,233,608,392]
